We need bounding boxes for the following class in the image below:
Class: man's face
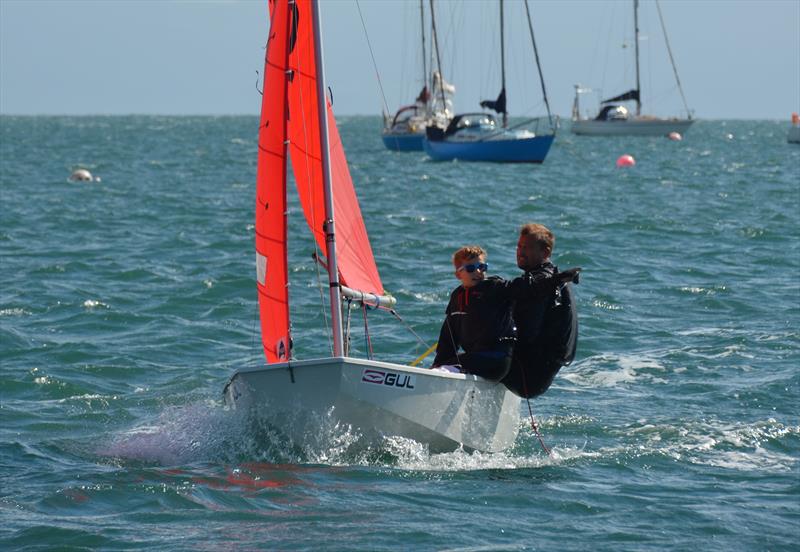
[516,234,549,271]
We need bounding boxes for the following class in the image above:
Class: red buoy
[616,154,635,168]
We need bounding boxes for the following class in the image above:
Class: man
[502,223,579,398]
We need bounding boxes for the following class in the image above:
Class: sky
[1,0,798,119]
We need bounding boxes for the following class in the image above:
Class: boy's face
[516,234,550,271]
[454,255,487,288]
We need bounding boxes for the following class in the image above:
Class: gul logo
[361,369,416,389]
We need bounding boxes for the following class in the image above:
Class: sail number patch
[361,369,416,390]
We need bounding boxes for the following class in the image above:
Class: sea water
[1,116,798,550]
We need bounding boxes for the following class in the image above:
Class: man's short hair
[519,223,554,252]
[452,245,486,266]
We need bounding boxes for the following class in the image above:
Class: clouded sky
[1,0,798,119]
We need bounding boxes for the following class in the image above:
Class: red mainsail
[256,0,385,363]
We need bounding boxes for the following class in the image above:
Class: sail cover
[256,0,385,363]
[255,0,292,363]
[480,88,507,115]
[602,88,640,104]
[284,0,384,297]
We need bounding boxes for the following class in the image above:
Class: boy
[432,245,579,382]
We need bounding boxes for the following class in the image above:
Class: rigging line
[256,70,263,95]
[389,309,431,350]
[354,0,391,116]
[344,298,353,356]
[523,0,553,129]
[362,303,374,360]
[444,309,462,366]
[655,0,691,118]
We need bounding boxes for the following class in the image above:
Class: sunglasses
[457,262,488,273]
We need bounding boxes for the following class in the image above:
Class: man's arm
[507,268,580,301]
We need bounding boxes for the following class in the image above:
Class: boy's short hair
[519,223,554,252]
[452,245,486,266]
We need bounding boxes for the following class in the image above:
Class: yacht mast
[420,0,428,110]
[311,0,344,357]
[500,0,507,128]
[429,0,447,114]
[634,0,641,116]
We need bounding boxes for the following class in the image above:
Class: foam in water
[563,353,667,387]
[101,398,573,471]
[101,400,249,465]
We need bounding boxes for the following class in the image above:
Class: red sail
[255,0,291,363]
[285,0,385,296]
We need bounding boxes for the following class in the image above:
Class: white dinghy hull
[224,357,521,453]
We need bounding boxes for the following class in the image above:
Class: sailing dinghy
[223,0,520,453]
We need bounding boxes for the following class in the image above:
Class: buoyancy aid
[503,263,579,398]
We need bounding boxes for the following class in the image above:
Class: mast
[429,0,447,118]
[500,0,507,128]
[420,0,428,111]
[633,0,641,116]
[311,0,345,357]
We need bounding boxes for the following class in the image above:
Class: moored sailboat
[223,0,521,453]
[423,0,556,163]
[571,0,694,136]
[382,1,454,152]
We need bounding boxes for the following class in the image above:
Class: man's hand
[558,267,581,284]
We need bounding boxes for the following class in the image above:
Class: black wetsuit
[432,275,561,381]
[502,262,578,398]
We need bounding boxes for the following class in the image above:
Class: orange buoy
[616,154,635,168]
[668,131,682,141]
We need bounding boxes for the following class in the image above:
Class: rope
[389,309,431,349]
[523,0,553,129]
[521,369,551,456]
[355,0,391,116]
[655,0,692,119]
